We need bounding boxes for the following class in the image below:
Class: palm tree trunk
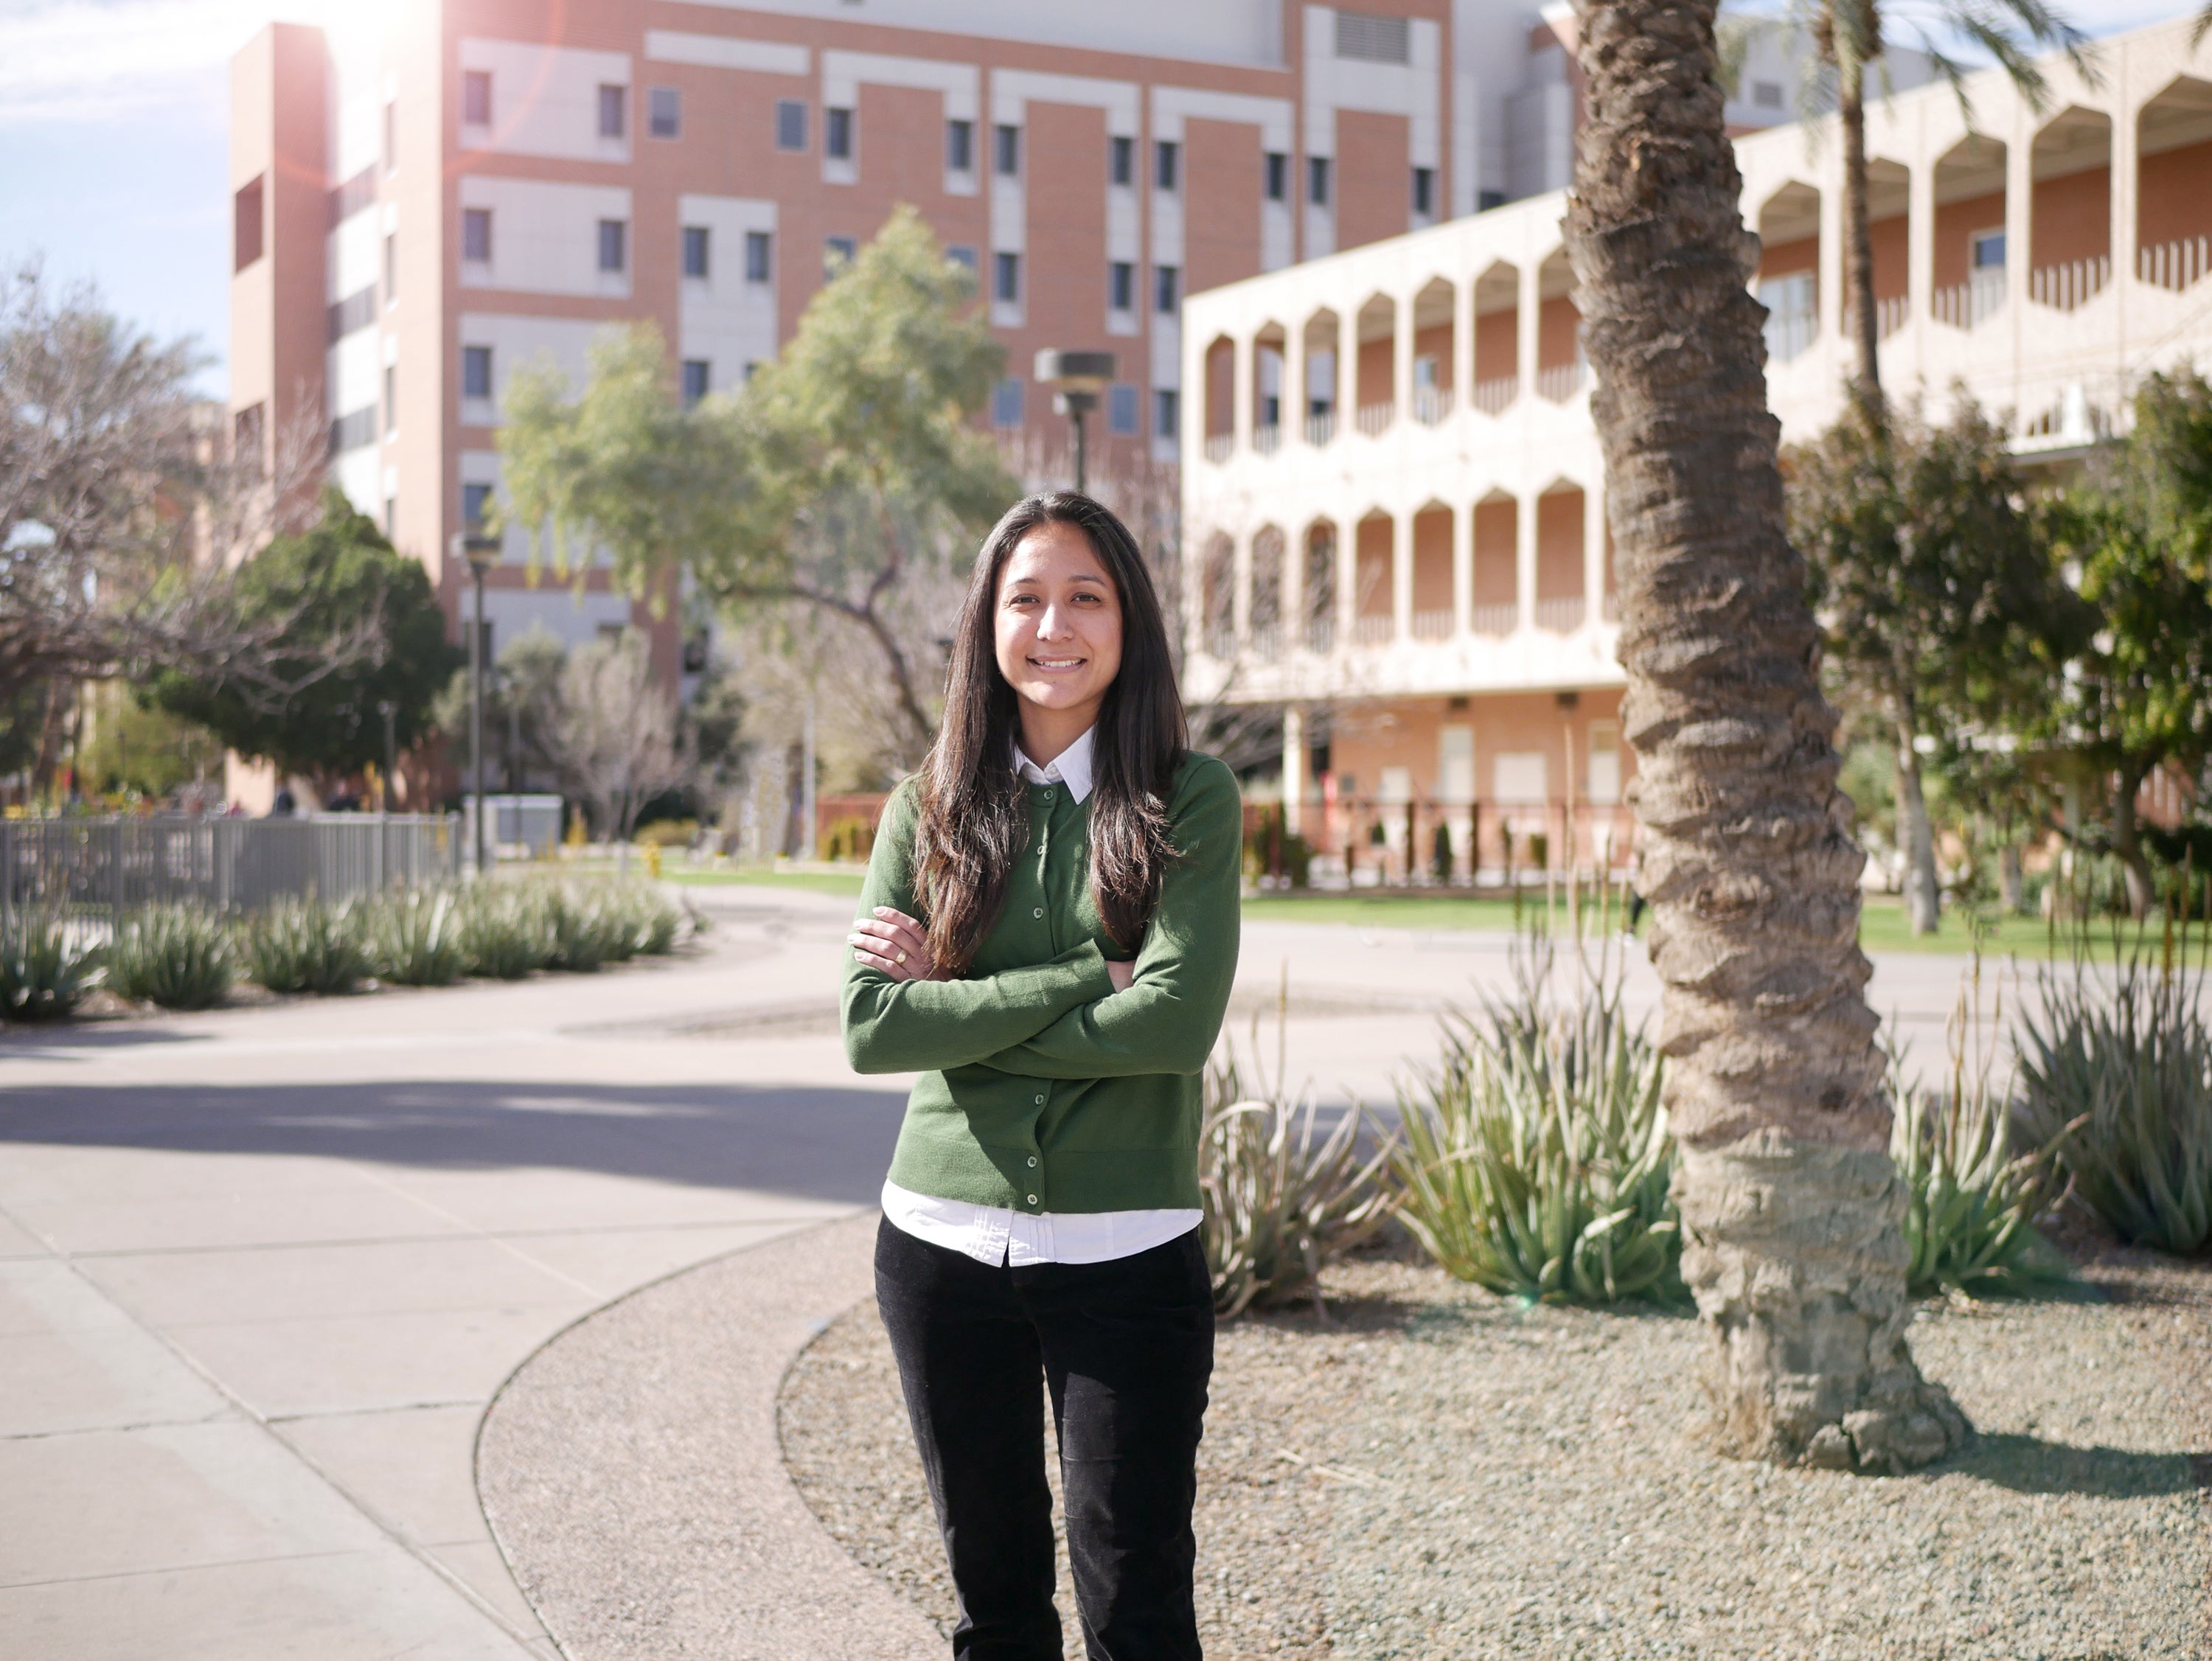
[1838,51,1882,398]
[1564,0,1968,1472]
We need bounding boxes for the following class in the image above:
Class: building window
[1753,80,1784,109]
[1412,166,1435,217]
[462,482,494,530]
[825,235,857,275]
[1972,229,2006,271]
[648,86,680,139]
[1153,387,1180,442]
[775,100,807,151]
[1155,140,1180,192]
[599,83,627,138]
[991,378,1024,428]
[327,285,375,344]
[825,106,853,160]
[383,365,396,436]
[947,245,977,271]
[745,229,773,282]
[462,207,492,264]
[383,232,397,304]
[994,251,1020,303]
[994,122,1020,176]
[1154,264,1178,314]
[462,69,491,127]
[1109,261,1134,312]
[683,224,710,279]
[1308,156,1331,206]
[233,175,264,271]
[462,345,493,400]
[1265,151,1287,202]
[946,118,973,171]
[598,218,627,273]
[681,360,710,406]
[1107,383,1138,435]
[1478,188,1506,212]
[1110,135,1134,187]
[383,102,397,174]
[329,407,377,456]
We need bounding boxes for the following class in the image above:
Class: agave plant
[105,903,236,1011]
[241,896,371,996]
[0,908,102,1021]
[1200,991,1398,1318]
[1392,936,1683,1307]
[364,888,467,987]
[1888,972,2076,1298]
[2016,955,2212,1256]
[455,885,557,980]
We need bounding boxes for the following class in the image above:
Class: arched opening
[1932,134,2008,329]
[1471,491,1517,636]
[1250,524,1284,660]
[1200,532,1234,656]
[1411,278,1456,424]
[2030,106,2112,310]
[1534,484,1585,632]
[1535,250,1582,402]
[2137,76,2212,290]
[1354,293,1396,433]
[1301,520,1338,652]
[1352,510,1395,646]
[1300,309,1340,442]
[1252,322,1287,452]
[1756,181,1820,362]
[1471,261,1519,415]
[1865,158,1912,341]
[1202,335,1236,459]
[1411,502,1453,639]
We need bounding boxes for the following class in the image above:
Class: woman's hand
[1105,958,1136,993]
[849,908,942,982]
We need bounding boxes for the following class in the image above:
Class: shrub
[2016,957,2212,1256]
[241,896,370,996]
[1200,1014,1398,1318]
[545,884,628,972]
[819,815,872,863]
[1888,978,2076,1297]
[0,909,102,1021]
[456,885,556,980]
[634,817,698,851]
[1391,937,1683,1306]
[364,888,467,986]
[105,903,235,1010]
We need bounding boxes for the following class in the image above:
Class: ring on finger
[895,949,907,965]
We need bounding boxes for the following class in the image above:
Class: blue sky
[1,0,2198,401]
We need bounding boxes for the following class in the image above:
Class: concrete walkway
[0,880,1997,1657]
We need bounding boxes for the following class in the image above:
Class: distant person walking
[842,492,1242,1660]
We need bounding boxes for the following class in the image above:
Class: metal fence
[0,815,461,924]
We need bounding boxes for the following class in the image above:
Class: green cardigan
[841,751,1243,1214]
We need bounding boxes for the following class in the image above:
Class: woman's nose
[1035,603,1074,640]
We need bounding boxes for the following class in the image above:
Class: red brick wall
[2031,165,2111,267]
[2140,138,2212,247]
[1535,490,1582,601]
[1335,108,1411,253]
[1473,500,1517,606]
[1411,508,1453,610]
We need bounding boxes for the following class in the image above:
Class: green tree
[1724,2,2093,408]
[1567,0,1966,1469]
[1790,394,2087,933]
[2042,368,2212,918]
[501,206,1013,759]
[150,487,461,790]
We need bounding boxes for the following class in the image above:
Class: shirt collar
[1012,725,1096,804]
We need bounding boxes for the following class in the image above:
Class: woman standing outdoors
[842,492,1242,1660]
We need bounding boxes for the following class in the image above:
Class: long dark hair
[914,492,1186,975]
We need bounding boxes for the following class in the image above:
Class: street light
[451,529,501,875]
[1034,349,1116,494]
[377,700,397,814]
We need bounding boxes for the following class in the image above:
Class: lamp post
[377,700,396,813]
[451,530,501,875]
[1033,349,1116,494]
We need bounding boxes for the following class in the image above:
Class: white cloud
[0,0,345,127]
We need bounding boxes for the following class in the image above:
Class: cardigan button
[1026,1156,1038,1168]
[1026,1194,1040,1206]
[1034,1094,1044,1105]
[1032,907,1043,919]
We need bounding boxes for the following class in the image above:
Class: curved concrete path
[476,1212,933,1660]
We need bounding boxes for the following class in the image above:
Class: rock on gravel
[778,1247,2209,1661]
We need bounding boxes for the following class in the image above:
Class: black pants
[874,1216,1214,1661]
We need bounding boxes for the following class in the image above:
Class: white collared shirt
[880,722,1203,1267]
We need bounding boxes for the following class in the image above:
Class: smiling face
[992,519,1124,757]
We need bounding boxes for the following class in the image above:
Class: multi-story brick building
[226,0,1844,807]
[1180,13,2212,885]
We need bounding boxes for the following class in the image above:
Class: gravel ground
[778,1238,2209,1661]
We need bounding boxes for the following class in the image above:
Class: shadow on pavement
[0,1079,908,1206]
[1950,1431,2208,1498]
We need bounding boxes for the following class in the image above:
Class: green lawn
[665,867,870,899]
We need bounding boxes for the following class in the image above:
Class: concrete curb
[476,1212,938,1660]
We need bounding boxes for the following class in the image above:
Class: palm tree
[1563,0,1970,1469]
